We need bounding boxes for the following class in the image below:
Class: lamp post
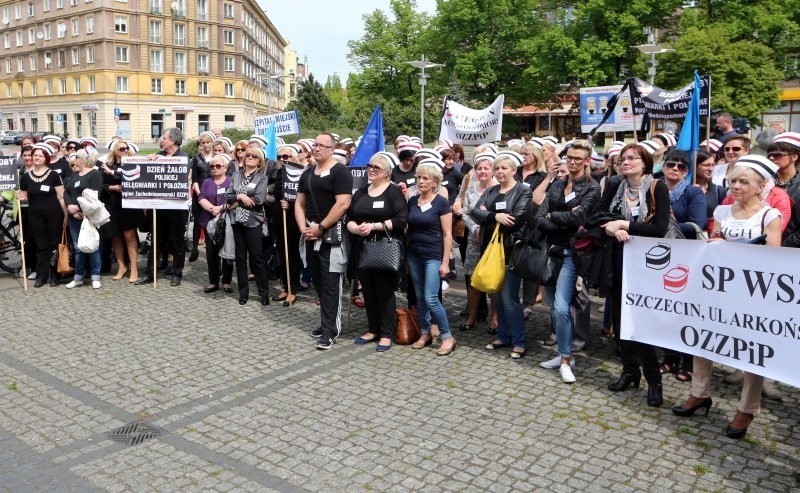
[404,55,444,142]
[633,28,674,85]
[255,71,294,114]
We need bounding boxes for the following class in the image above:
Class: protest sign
[0,156,17,191]
[281,161,305,202]
[120,156,189,210]
[439,95,504,144]
[253,110,301,137]
[580,85,642,133]
[621,237,800,388]
[628,76,710,120]
[350,167,367,195]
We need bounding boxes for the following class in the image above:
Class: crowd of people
[1,121,798,441]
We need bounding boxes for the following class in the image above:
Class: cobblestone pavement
[0,255,798,492]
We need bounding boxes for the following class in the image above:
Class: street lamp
[404,55,444,142]
[633,28,674,85]
[254,71,294,114]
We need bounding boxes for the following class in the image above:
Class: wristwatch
[317,223,325,234]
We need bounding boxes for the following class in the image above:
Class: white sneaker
[91,280,101,289]
[560,364,576,384]
[441,280,450,291]
[27,272,37,280]
[65,280,83,289]
[540,355,575,369]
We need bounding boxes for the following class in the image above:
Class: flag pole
[17,201,28,291]
[282,208,292,307]
[629,83,639,143]
[705,76,712,147]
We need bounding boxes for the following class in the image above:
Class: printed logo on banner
[121,165,141,181]
[643,243,689,292]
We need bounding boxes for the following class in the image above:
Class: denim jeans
[406,252,451,340]
[68,217,101,281]
[544,252,577,357]
[495,267,525,348]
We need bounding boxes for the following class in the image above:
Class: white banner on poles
[253,110,300,136]
[621,237,800,388]
[439,95,504,144]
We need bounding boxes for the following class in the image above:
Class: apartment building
[0,0,288,142]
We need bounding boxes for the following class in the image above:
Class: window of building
[30,81,37,96]
[56,0,63,9]
[17,57,23,72]
[196,26,208,48]
[150,50,162,72]
[86,15,93,33]
[224,83,233,97]
[43,0,49,12]
[45,79,52,95]
[28,28,35,44]
[16,31,23,46]
[196,53,208,73]
[223,29,233,45]
[3,33,9,49]
[224,56,233,72]
[0,6,7,24]
[59,78,66,94]
[175,79,185,95]
[6,85,12,97]
[85,45,94,63]
[72,18,79,36]
[56,22,66,38]
[71,47,79,65]
[196,0,207,21]
[175,113,186,133]
[4,59,11,74]
[224,115,235,129]
[43,23,51,40]
[223,2,232,18]
[57,49,65,67]
[88,75,95,92]
[70,0,77,6]
[171,0,184,16]
[29,54,36,70]
[114,15,127,33]
[15,4,22,19]
[149,20,161,43]
[116,76,128,92]
[198,80,208,96]
[73,77,80,93]
[173,23,184,46]
[115,46,128,62]
[44,51,51,69]
[151,78,162,94]
[28,1,34,15]
[149,0,161,14]
[174,51,186,73]
[198,114,209,133]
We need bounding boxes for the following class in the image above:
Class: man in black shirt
[295,133,353,350]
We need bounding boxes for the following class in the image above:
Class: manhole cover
[107,421,163,446]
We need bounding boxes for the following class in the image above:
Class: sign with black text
[629,76,710,120]
[621,237,800,388]
[0,156,17,191]
[439,95,504,144]
[254,110,301,137]
[281,161,305,202]
[121,156,190,210]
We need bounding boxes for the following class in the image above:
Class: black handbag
[359,222,404,272]
[508,228,563,286]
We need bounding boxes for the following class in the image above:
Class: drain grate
[107,421,163,446]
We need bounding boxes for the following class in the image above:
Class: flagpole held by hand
[282,208,291,307]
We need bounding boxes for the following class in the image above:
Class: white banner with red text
[621,237,800,388]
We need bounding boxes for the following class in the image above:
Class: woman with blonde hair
[63,150,104,289]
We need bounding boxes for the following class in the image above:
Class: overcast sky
[260,0,438,84]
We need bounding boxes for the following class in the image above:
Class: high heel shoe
[112,268,128,280]
[726,411,754,439]
[671,397,712,417]
[607,372,641,392]
[647,383,663,407]
[282,295,297,307]
[458,322,476,331]
[436,339,457,356]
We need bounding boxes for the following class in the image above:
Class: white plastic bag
[77,218,100,253]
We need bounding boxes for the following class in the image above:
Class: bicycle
[0,202,22,274]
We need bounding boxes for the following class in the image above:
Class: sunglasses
[236,148,247,152]
[66,145,78,150]
[724,146,743,152]
[209,164,224,169]
[118,147,129,152]
[279,154,292,161]
[663,161,688,171]
[367,164,384,171]
[245,153,259,159]
[768,152,788,160]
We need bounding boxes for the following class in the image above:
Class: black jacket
[471,182,532,254]
[535,176,601,249]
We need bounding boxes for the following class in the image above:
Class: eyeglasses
[312,143,333,149]
[66,145,78,150]
[768,152,789,160]
[118,147,129,152]
[724,146,744,152]
[619,155,641,162]
[235,148,247,152]
[209,164,224,169]
[663,161,688,171]
[565,155,587,162]
[245,153,259,159]
[367,164,384,171]
[279,154,292,161]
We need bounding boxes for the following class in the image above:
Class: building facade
[0,0,288,142]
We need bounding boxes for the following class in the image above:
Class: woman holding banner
[600,143,669,407]
[198,154,233,294]
[271,144,305,306]
[672,155,781,439]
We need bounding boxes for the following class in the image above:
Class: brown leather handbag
[56,229,74,276]
[395,307,421,345]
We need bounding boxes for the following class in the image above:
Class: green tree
[288,73,339,121]
[323,74,347,112]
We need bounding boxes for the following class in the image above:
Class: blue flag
[264,120,277,161]
[349,105,385,167]
[676,71,702,182]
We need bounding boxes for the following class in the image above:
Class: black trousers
[146,210,188,278]
[571,286,591,343]
[233,224,269,301]
[205,234,233,286]
[611,244,661,385]
[275,212,302,295]
[307,242,344,341]
[191,197,202,252]
[29,209,63,280]
[360,268,398,340]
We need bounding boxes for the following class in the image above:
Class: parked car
[13,132,32,145]
[1,131,18,145]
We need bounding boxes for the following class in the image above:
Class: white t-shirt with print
[713,205,780,243]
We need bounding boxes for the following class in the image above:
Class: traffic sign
[56,115,63,122]
[114,116,120,122]
[114,107,121,117]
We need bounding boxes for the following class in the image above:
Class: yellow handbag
[471,224,505,293]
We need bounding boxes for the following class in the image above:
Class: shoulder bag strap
[760,208,769,234]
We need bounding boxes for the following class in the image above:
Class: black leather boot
[647,383,663,407]
[608,371,641,392]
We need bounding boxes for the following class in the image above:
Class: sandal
[510,348,527,360]
[659,362,676,374]
[675,370,692,382]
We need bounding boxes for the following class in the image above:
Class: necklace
[775,173,797,189]
[30,168,50,182]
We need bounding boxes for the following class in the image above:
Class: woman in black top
[346,152,408,352]
[534,140,601,383]
[517,141,551,314]
[63,150,104,289]
[272,144,306,306]
[19,144,67,287]
[601,143,670,407]
[190,131,216,262]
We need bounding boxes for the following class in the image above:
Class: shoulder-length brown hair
[619,143,654,175]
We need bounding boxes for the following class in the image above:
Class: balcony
[197,40,209,48]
